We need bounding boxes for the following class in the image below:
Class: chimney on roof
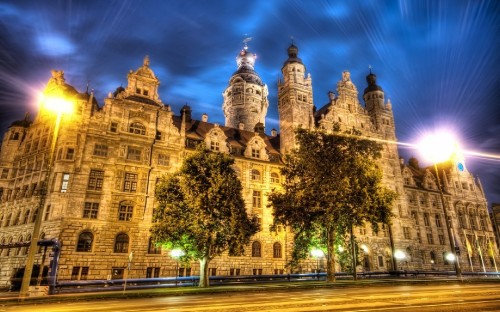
[271,128,277,137]
[328,91,335,101]
[201,113,208,122]
[238,122,245,130]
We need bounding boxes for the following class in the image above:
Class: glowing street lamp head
[418,131,459,164]
[42,94,74,115]
[311,248,324,258]
[394,250,406,260]
[170,248,185,259]
[445,252,456,262]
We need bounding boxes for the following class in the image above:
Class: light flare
[41,94,74,114]
[418,131,460,164]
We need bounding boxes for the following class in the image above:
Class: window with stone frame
[251,169,261,181]
[270,172,279,183]
[76,231,93,252]
[118,203,133,221]
[427,232,434,244]
[110,122,118,133]
[158,154,170,166]
[435,214,442,227]
[479,215,487,230]
[114,233,129,253]
[148,237,161,254]
[411,211,419,225]
[251,148,260,158]
[403,227,411,239]
[129,122,146,135]
[123,173,138,192]
[83,202,99,219]
[93,144,109,157]
[423,213,430,227]
[61,173,70,192]
[210,141,220,151]
[252,190,262,208]
[438,234,446,245]
[65,148,75,160]
[127,146,142,161]
[251,241,261,257]
[44,205,51,221]
[88,170,104,191]
[273,242,282,258]
[71,266,89,280]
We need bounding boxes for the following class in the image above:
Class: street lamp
[419,131,462,278]
[394,250,406,271]
[170,248,185,286]
[311,248,324,276]
[19,94,73,297]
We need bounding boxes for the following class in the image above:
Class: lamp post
[19,94,73,297]
[170,248,185,287]
[394,250,406,272]
[311,248,324,278]
[419,132,462,278]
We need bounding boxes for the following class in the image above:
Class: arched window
[273,242,282,258]
[270,172,279,184]
[129,122,146,135]
[251,169,261,181]
[4,213,11,227]
[13,211,20,226]
[430,251,436,263]
[6,237,13,256]
[251,241,261,257]
[114,233,129,253]
[76,231,94,252]
[22,235,31,255]
[31,209,38,223]
[22,210,30,225]
[148,237,161,254]
[15,235,23,256]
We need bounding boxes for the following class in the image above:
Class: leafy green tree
[151,145,259,287]
[269,127,396,282]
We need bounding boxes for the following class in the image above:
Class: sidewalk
[1,277,497,306]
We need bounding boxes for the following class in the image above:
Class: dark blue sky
[1,0,499,205]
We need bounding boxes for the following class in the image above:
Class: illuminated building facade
[0,44,497,288]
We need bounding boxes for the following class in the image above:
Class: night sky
[1,1,499,205]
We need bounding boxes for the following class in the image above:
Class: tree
[268,127,396,282]
[151,145,259,287]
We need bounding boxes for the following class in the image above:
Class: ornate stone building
[0,44,497,288]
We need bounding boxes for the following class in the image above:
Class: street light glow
[42,94,74,114]
[445,252,456,262]
[418,131,459,164]
[170,248,185,259]
[394,250,406,260]
[311,248,324,258]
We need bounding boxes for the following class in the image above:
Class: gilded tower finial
[243,36,252,50]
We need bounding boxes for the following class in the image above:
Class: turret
[278,43,314,153]
[222,42,269,132]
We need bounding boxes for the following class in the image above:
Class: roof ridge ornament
[143,55,150,67]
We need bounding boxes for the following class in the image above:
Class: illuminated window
[110,122,118,133]
[76,231,93,252]
[114,233,129,253]
[61,173,70,193]
[83,202,99,219]
[123,173,137,192]
[158,154,170,166]
[210,141,220,151]
[251,148,260,158]
[273,242,282,258]
[65,148,74,160]
[129,122,146,135]
[251,241,261,257]
[88,170,104,191]
[118,203,133,221]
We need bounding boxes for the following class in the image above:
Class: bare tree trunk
[350,225,357,280]
[199,256,210,287]
[326,226,336,283]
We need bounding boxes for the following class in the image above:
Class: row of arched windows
[0,208,38,228]
[250,170,279,183]
[251,241,282,258]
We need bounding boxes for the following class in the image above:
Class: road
[3,283,500,311]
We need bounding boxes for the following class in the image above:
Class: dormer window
[129,122,146,135]
[211,141,220,151]
[251,148,260,158]
[143,89,149,96]
[136,88,141,94]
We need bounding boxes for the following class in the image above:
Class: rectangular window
[411,211,419,225]
[65,148,75,160]
[111,268,125,279]
[158,154,170,166]
[93,144,109,157]
[378,255,384,267]
[110,122,118,133]
[438,234,445,245]
[251,148,260,158]
[127,147,142,161]
[416,231,422,243]
[61,173,70,193]
[71,266,89,280]
[81,267,89,280]
[83,202,99,219]
[424,213,430,227]
[1,168,8,179]
[209,268,217,276]
[252,190,261,208]
[123,173,138,192]
[435,214,442,227]
[71,267,80,280]
[403,227,411,239]
[146,267,160,278]
[230,268,241,276]
[210,141,220,151]
[252,269,263,275]
[44,204,51,221]
[427,233,434,244]
[118,204,133,221]
[88,170,104,191]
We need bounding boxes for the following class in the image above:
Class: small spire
[86,80,90,94]
[243,36,252,50]
[290,35,294,45]
[368,65,372,74]
[143,55,150,67]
